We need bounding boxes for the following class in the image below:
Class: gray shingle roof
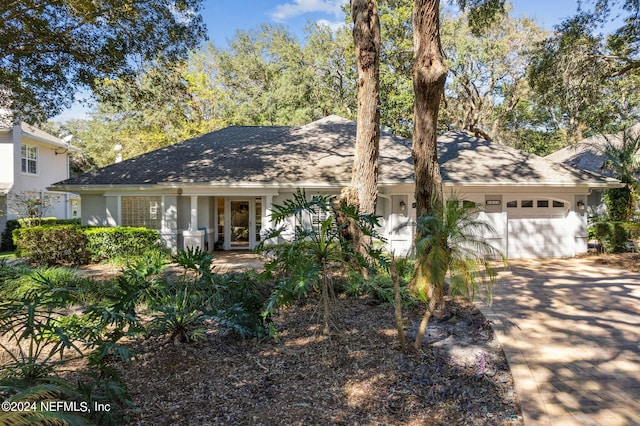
[439,131,619,186]
[52,116,620,189]
[545,124,640,176]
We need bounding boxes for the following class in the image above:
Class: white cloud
[270,0,347,21]
[316,18,346,32]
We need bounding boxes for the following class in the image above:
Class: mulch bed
[119,298,522,425]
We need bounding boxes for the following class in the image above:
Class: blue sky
[201,0,582,47]
[53,0,584,122]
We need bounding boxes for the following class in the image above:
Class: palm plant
[411,196,506,350]
[592,129,640,221]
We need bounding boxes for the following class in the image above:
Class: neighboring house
[50,115,621,259]
[545,124,640,215]
[0,122,80,239]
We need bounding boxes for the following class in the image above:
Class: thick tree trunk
[343,0,380,268]
[412,0,446,220]
[350,0,380,218]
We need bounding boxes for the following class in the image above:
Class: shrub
[13,225,90,266]
[85,227,164,263]
[593,221,629,253]
[1,218,81,251]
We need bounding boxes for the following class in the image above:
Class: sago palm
[411,196,506,350]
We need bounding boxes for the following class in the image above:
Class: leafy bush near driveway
[593,221,630,253]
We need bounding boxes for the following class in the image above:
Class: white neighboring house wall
[0,123,80,237]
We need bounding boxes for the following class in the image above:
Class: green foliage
[13,225,90,266]
[593,221,630,253]
[148,288,209,343]
[592,130,640,221]
[411,195,506,349]
[603,187,634,222]
[0,275,85,379]
[0,265,92,301]
[1,0,206,122]
[0,220,21,252]
[0,256,145,423]
[146,248,269,341]
[413,198,504,303]
[258,189,384,334]
[528,5,640,140]
[440,7,548,146]
[1,218,81,252]
[84,227,165,264]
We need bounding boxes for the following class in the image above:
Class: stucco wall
[82,195,108,226]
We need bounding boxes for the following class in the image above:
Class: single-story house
[50,115,622,259]
[545,124,640,215]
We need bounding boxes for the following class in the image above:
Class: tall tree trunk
[412,0,445,220]
[347,0,380,261]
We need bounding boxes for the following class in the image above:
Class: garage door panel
[507,218,575,259]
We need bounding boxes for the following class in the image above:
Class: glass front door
[230,200,250,248]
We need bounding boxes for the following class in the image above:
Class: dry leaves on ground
[119,299,522,426]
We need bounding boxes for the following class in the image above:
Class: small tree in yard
[258,189,382,335]
[593,130,640,222]
[8,191,60,225]
[411,196,506,350]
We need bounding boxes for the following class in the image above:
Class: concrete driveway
[481,258,640,426]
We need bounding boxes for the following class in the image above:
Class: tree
[0,0,206,123]
[411,0,448,219]
[411,0,506,219]
[411,196,505,350]
[378,0,414,137]
[8,191,59,224]
[593,129,640,221]
[440,10,547,144]
[347,0,381,261]
[528,0,640,141]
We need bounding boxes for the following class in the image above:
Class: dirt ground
[118,298,522,426]
[580,251,640,272]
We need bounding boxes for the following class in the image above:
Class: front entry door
[228,199,262,249]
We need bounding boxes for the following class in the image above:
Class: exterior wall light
[399,200,406,211]
[577,200,585,210]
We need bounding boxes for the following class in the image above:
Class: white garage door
[504,197,576,259]
[507,217,575,258]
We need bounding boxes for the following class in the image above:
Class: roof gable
[545,124,640,176]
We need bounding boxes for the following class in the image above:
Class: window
[21,144,37,174]
[506,201,517,208]
[553,200,565,208]
[121,196,162,229]
[537,200,549,208]
[521,200,533,208]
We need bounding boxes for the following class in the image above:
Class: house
[545,124,640,215]
[50,115,621,259]
[0,121,80,240]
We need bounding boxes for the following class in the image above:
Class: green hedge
[1,218,81,251]
[13,225,163,266]
[84,227,162,263]
[593,221,629,253]
[14,225,90,266]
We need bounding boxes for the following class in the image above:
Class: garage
[504,198,580,259]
